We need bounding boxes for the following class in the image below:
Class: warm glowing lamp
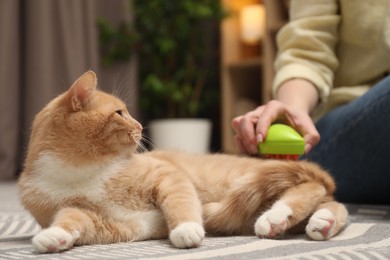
[240,4,265,45]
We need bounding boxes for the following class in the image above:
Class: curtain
[0,0,137,180]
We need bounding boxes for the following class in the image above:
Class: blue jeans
[304,76,390,204]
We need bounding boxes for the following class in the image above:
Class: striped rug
[1,182,389,259]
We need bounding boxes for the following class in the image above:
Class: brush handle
[258,124,305,159]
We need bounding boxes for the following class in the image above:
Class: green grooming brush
[258,124,305,160]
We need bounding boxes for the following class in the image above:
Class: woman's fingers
[297,118,320,154]
[233,135,250,154]
[282,107,320,154]
[232,108,265,154]
[255,100,287,140]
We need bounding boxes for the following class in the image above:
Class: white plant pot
[149,119,212,154]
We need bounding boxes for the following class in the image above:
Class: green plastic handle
[258,124,305,155]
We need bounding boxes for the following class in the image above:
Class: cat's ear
[66,70,97,111]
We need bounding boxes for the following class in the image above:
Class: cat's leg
[32,207,167,253]
[32,226,79,253]
[32,207,90,253]
[153,175,205,248]
[255,182,327,238]
[306,200,348,240]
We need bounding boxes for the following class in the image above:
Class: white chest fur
[109,205,165,233]
[32,152,127,203]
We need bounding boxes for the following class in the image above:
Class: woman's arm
[232,0,340,155]
[273,0,340,107]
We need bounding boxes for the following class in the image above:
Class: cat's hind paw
[255,201,292,238]
[32,227,80,253]
[169,222,205,248]
[306,208,336,240]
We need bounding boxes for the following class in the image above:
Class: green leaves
[156,38,176,55]
[97,18,136,66]
[142,75,198,118]
[97,0,226,118]
[144,75,165,94]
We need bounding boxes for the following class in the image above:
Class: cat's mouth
[129,130,142,144]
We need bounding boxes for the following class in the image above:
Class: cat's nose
[134,121,142,131]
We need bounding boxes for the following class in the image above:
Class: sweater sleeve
[272,0,341,105]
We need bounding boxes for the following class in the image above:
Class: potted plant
[98,0,225,153]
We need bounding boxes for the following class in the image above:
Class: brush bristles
[261,154,300,160]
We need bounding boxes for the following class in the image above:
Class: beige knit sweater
[272,0,390,119]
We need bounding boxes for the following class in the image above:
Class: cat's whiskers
[135,135,151,153]
[111,70,134,106]
[140,134,158,152]
[111,68,124,98]
[135,141,148,153]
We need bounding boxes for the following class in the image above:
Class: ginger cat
[18,71,348,253]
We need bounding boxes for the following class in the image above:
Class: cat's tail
[255,159,336,200]
[203,159,336,235]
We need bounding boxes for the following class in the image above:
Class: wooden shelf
[269,20,286,34]
[220,0,288,154]
[221,0,263,154]
[227,56,262,69]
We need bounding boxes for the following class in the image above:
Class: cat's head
[27,70,142,166]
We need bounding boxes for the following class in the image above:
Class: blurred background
[0,0,289,180]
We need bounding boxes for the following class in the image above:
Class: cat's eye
[115,110,123,117]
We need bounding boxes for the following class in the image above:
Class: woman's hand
[231,100,320,155]
[231,79,321,155]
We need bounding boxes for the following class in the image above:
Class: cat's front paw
[255,201,292,238]
[169,222,205,248]
[306,208,336,240]
[32,227,80,253]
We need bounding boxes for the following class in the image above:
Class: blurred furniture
[0,0,137,180]
[221,0,288,153]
